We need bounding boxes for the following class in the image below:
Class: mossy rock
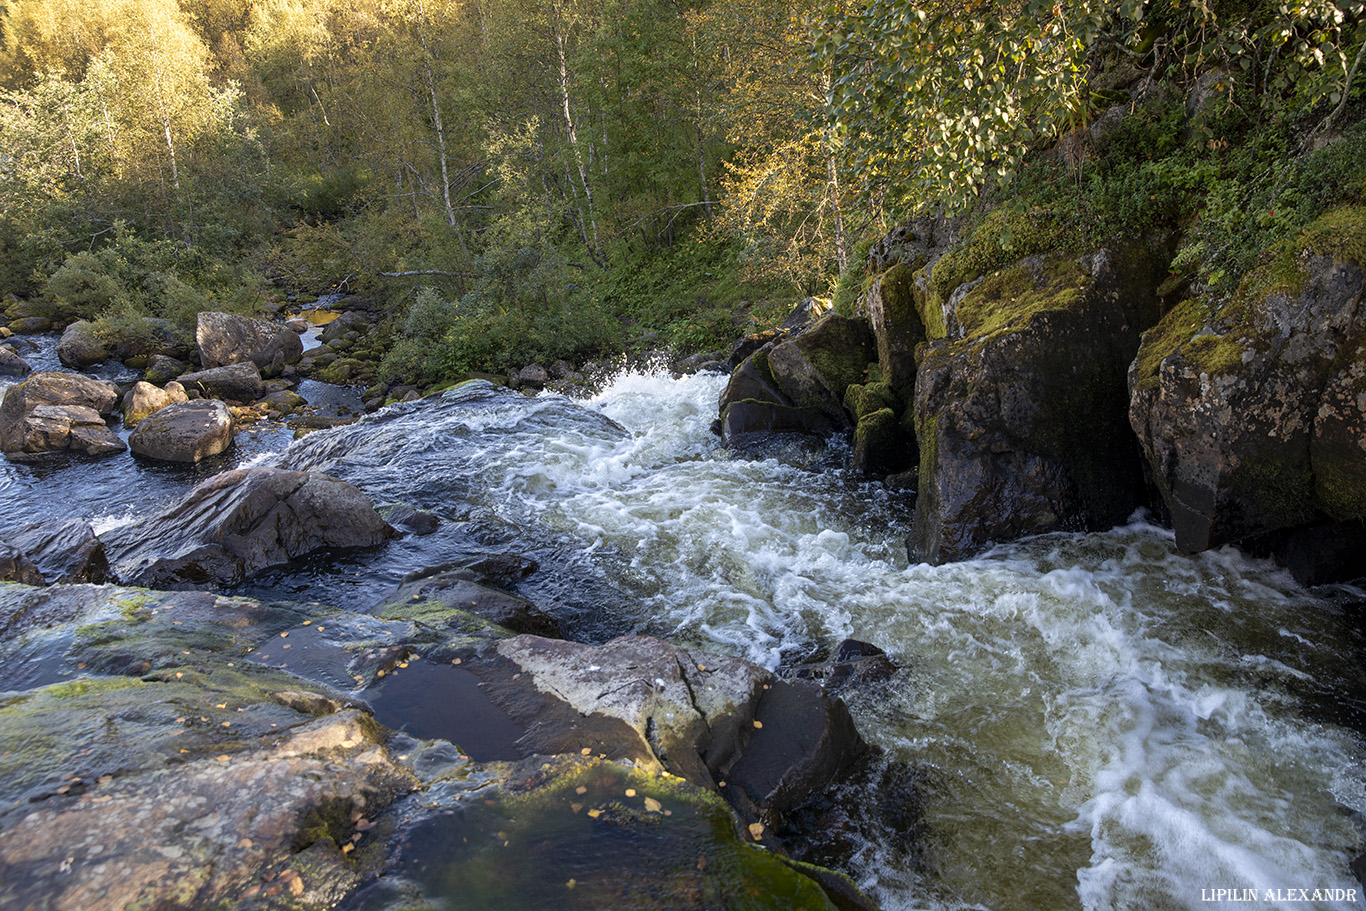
[843,382,898,421]
[380,756,853,911]
[953,256,1087,339]
[852,407,912,476]
[1129,209,1366,556]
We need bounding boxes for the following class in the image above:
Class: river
[2,354,1364,911]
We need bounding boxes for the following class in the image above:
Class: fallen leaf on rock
[748,822,764,840]
[643,797,662,813]
[587,809,602,819]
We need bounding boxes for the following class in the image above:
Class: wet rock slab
[0,582,877,911]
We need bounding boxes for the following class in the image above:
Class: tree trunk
[552,5,604,266]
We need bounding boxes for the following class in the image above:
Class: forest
[1,0,1364,387]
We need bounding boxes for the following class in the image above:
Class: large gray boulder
[128,400,234,463]
[1129,209,1366,578]
[102,466,396,587]
[910,246,1163,564]
[176,362,263,404]
[0,372,123,461]
[196,311,302,378]
[55,320,109,368]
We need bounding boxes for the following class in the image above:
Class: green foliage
[381,248,615,384]
[815,0,1366,216]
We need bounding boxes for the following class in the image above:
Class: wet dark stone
[782,638,899,692]
[0,519,109,585]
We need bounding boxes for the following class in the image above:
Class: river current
[2,358,1364,911]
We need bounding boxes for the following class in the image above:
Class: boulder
[911,246,1163,564]
[143,354,187,386]
[196,311,303,378]
[0,520,109,584]
[376,503,440,535]
[0,345,29,377]
[101,466,396,587]
[176,362,263,404]
[0,373,123,461]
[716,346,844,449]
[119,381,173,426]
[518,364,548,389]
[473,635,866,830]
[1129,208,1366,561]
[765,314,876,429]
[55,320,109,368]
[128,400,234,463]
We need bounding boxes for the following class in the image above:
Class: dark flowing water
[3,356,1365,911]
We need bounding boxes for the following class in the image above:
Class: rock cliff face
[1129,208,1366,580]
[909,247,1164,563]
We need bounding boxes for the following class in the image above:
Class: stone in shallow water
[101,466,395,587]
[0,372,122,461]
[128,399,234,463]
[359,755,860,911]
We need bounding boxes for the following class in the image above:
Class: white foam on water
[269,367,1366,911]
[489,370,1366,911]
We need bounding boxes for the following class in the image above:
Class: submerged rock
[128,399,234,463]
[1130,208,1366,572]
[196,310,303,378]
[381,568,562,638]
[101,466,395,587]
[910,246,1163,564]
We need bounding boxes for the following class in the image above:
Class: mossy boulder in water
[766,314,875,428]
[910,246,1164,564]
[1129,208,1366,578]
[55,319,109,368]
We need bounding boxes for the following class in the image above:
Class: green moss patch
[954,256,1087,339]
[390,756,845,910]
